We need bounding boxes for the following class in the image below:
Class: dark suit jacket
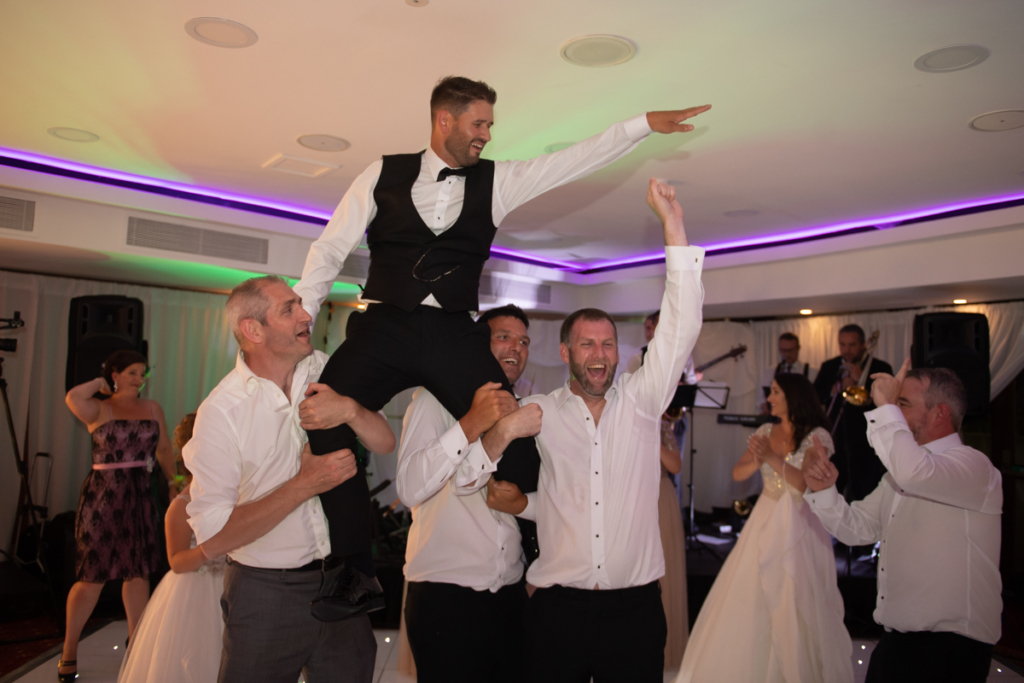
[813,355,894,409]
[814,354,894,500]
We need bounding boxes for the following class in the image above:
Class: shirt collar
[553,379,619,409]
[233,350,315,397]
[423,146,462,183]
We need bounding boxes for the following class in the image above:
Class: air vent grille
[479,275,551,305]
[127,217,269,264]
[0,196,35,232]
[339,249,370,280]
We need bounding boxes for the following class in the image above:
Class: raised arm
[299,383,396,454]
[494,106,711,223]
[628,179,704,416]
[65,377,110,427]
[293,161,382,320]
[868,359,999,510]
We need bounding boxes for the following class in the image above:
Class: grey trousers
[219,560,376,683]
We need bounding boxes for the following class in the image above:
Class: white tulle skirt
[118,564,225,683]
[675,488,854,683]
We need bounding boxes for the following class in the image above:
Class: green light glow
[103,252,363,300]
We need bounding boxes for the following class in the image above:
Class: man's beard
[444,128,483,168]
[569,356,615,398]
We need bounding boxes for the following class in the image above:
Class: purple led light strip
[2,147,1023,274]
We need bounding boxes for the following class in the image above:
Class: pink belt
[93,460,150,471]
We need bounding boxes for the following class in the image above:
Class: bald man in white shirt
[185,276,395,683]
[804,361,1002,683]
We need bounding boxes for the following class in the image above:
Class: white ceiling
[1,0,1023,270]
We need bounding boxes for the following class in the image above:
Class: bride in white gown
[675,374,853,683]
[119,415,226,683]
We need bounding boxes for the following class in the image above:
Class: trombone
[828,330,880,434]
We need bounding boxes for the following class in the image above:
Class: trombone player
[813,324,893,503]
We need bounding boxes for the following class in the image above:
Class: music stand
[676,382,730,561]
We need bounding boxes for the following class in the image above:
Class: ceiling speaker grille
[479,275,551,305]
[127,217,269,264]
[0,196,36,232]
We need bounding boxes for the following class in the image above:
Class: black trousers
[310,303,540,559]
[525,582,666,683]
[865,630,994,683]
[405,580,528,683]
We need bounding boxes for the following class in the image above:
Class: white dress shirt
[626,351,698,383]
[397,388,523,592]
[294,115,653,319]
[805,404,1003,644]
[184,351,332,569]
[524,246,705,590]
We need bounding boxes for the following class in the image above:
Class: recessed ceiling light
[953,299,967,305]
[48,127,100,142]
[913,45,990,73]
[297,134,351,153]
[560,35,637,68]
[262,153,338,178]
[724,209,760,218]
[800,309,813,315]
[969,110,1024,132]
[405,0,428,6]
[185,18,258,49]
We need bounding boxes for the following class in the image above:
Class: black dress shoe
[310,565,385,622]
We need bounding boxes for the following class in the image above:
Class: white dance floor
[9,620,1023,683]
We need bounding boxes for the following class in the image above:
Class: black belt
[232,555,345,573]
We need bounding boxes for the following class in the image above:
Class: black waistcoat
[362,153,497,312]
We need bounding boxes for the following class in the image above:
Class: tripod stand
[1,316,63,643]
[672,382,730,562]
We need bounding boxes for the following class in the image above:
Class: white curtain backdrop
[3,265,1022,544]
[0,270,238,553]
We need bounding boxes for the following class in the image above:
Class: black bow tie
[437,166,470,182]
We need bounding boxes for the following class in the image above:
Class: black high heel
[57,659,77,681]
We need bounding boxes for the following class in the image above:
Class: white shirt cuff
[865,403,904,432]
[518,492,538,522]
[439,421,472,464]
[804,485,841,508]
[464,439,499,478]
[623,113,653,140]
[665,245,705,272]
